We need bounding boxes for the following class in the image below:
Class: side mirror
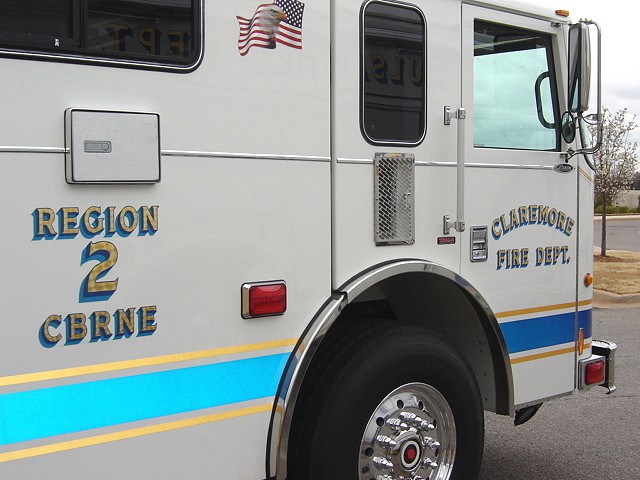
[563,20,601,168]
[568,23,591,113]
[561,111,576,143]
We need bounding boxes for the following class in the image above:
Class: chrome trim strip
[0,147,330,163]
[0,147,551,170]
[0,146,67,154]
[466,163,554,171]
[336,157,376,165]
[336,158,554,170]
[269,293,347,479]
[162,150,330,162]
[336,158,457,167]
[270,260,514,479]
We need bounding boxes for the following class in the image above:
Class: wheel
[288,320,484,480]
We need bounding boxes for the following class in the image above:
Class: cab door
[331,0,462,288]
[459,5,579,406]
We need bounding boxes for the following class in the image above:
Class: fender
[266,259,514,480]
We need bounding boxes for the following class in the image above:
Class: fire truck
[0,1,616,479]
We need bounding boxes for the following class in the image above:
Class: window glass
[362,2,426,145]
[0,1,75,41]
[568,25,581,112]
[0,0,199,68]
[474,21,559,150]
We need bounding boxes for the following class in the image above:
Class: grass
[594,251,640,295]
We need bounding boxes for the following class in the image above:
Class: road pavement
[478,306,640,479]
[593,216,640,252]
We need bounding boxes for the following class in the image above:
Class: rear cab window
[0,0,201,70]
[361,1,427,146]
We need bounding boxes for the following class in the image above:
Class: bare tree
[590,107,638,256]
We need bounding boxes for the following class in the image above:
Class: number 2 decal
[80,241,119,302]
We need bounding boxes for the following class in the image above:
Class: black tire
[288,320,484,480]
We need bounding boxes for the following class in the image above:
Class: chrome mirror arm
[564,19,602,168]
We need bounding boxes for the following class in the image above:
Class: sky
[534,0,640,143]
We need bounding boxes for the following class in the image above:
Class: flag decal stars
[237,1,305,56]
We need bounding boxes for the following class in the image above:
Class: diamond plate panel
[374,153,415,245]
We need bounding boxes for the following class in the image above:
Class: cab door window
[473,20,560,150]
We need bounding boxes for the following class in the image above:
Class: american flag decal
[237,1,305,56]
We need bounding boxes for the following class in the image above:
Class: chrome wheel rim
[358,383,456,480]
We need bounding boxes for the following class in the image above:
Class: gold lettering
[35,208,56,237]
[116,308,136,338]
[42,315,62,345]
[538,205,549,224]
[61,207,80,237]
[83,206,104,235]
[117,206,138,234]
[106,206,117,235]
[67,313,88,342]
[91,311,112,341]
[491,218,502,239]
[564,218,575,236]
[509,209,520,229]
[140,205,159,234]
[519,206,528,225]
[138,306,158,335]
[556,211,567,232]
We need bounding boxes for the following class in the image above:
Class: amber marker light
[578,328,585,355]
[584,273,594,288]
[555,10,570,17]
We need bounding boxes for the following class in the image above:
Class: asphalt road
[478,306,640,479]
[593,217,640,252]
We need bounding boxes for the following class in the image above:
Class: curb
[593,289,640,308]
[594,214,640,221]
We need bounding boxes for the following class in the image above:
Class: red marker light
[242,281,287,318]
[585,359,605,385]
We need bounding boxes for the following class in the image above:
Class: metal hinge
[443,216,465,235]
[444,106,466,126]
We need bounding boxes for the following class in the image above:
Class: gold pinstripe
[0,403,272,463]
[496,300,592,319]
[0,338,298,387]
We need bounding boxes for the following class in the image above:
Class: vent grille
[374,153,415,245]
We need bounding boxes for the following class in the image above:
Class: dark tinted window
[0,1,75,40]
[0,0,200,68]
[361,1,426,145]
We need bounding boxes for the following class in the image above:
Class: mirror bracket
[562,19,602,169]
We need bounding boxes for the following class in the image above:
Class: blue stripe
[501,308,592,354]
[0,353,289,446]
[579,308,592,338]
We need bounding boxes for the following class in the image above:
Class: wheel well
[269,261,513,479]
[330,270,512,416]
